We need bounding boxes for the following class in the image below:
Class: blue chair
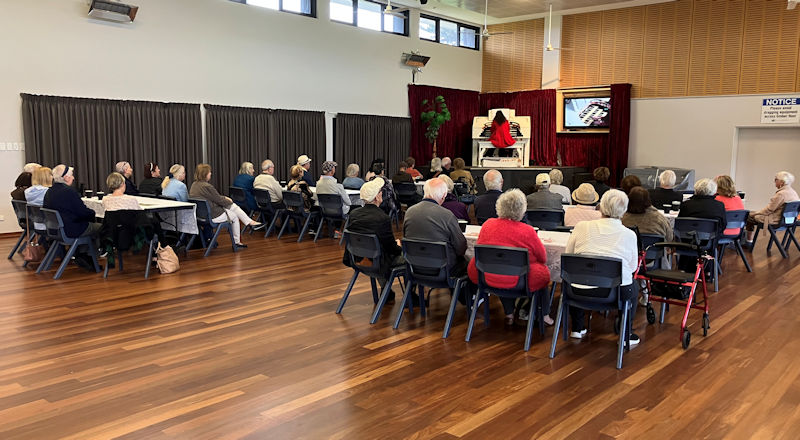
[751,201,800,259]
[336,230,406,323]
[253,188,284,238]
[229,186,250,215]
[395,182,419,208]
[278,190,319,243]
[674,217,719,292]
[717,210,752,272]
[8,200,30,259]
[525,209,565,231]
[24,204,49,268]
[550,254,631,369]
[393,239,469,338]
[101,210,160,279]
[37,208,101,279]
[466,245,548,351]
[190,198,237,257]
[315,194,348,243]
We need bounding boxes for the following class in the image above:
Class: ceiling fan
[481,0,512,40]
[383,0,409,19]
[545,4,570,51]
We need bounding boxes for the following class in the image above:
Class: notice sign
[761,97,800,124]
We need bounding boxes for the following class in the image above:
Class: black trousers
[569,283,639,332]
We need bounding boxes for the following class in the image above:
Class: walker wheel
[682,330,691,349]
[646,305,656,324]
[702,314,710,336]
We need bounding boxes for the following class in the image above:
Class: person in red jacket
[488,111,516,157]
[468,189,551,325]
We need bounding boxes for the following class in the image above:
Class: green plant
[420,96,451,155]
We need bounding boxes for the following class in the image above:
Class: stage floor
[467,166,587,193]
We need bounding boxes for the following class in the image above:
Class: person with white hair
[44,164,101,241]
[677,178,726,236]
[745,171,799,244]
[161,164,188,202]
[427,157,443,179]
[342,163,364,189]
[475,169,503,224]
[316,161,352,215]
[232,161,258,213]
[468,189,552,325]
[114,161,139,195]
[23,163,41,174]
[403,178,467,276]
[438,175,469,221]
[526,173,564,211]
[441,157,453,176]
[548,169,571,204]
[649,169,683,210]
[565,189,640,346]
[253,159,284,206]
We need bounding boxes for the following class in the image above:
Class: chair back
[561,254,622,289]
[282,190,305,211]
[27,204,46,232]
[189,198,213,225]
[474,245,529,292]
[401,239,450,287]
[318,193,345,218]
[674,217,718,248]
[777,201,800,229]
[139,193,157,198]
[253,188,275,213]
[344,230,383,276]
[722,209,748,239]
[11,200,28,229]
[229,186,247,206]
[40,208,68,242]
[525,209,564,231]
[640,233,665,261]
[395,182,417,196]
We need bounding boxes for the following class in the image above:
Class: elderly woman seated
[161,164,189,202]
[25,166,53,206]
[649,169,683,210]
[287,164,316,213]
[714,175,744,237]
[468,189,551,325]
[566,189,640,346]
[448,158,475,193]
[427,157,444,179]
[620,175,642,194]
[622,187,673,241]
[438,175,469,221]
[548,169,571,204]
[678,178,726,236]
[233,161,258,212]
[565,183,602,227]
[745,171,799,244]
[103,172,142,211]
[342,163,364,189]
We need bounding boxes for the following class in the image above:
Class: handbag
[21,216,45,263]
[155,243,180,274]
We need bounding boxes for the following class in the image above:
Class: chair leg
[227,226,236,253]
[8,232,26,259]
[734,239,752,272]
[713,248,719,292]
[37,244,57,274]
[184,235,195,256]
[370,270,399,324]
[465,288,484,342]
[54,244,79,280]
[144,238,156,279]
[86,242,101,273]
[313,218,325,243]
[768,227,789,258]
[369,277,379,304]
[265,212,281,238]
[442,280,462,339]
[103,251,111,278]
[750,224,762,250]
[277,215,291,239]
[118,249,124,271]
[659,301,667,324]
[336,270,359,314]
[616,303,629,369]
[298,215,313,243]
[549,295,566,359]
[785,228,800,253]
[393,281,415,329]
[524,294,537,351]
[204,226,223,257]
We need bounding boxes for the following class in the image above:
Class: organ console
[471,109,531,168]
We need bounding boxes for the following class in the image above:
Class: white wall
[0,0,483,232]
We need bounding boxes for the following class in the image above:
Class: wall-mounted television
[563,97,611,128]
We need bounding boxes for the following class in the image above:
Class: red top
[407,168,422,179]
[715,194,745,236]
[489,120,516,148]
[468,218,550,291]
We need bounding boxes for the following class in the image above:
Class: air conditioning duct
[88,0,139,22]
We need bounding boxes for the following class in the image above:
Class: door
[734,127,800,211]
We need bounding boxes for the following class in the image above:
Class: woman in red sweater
[468,189,551,325]
[488,111,516,157]
[714,175,744,236]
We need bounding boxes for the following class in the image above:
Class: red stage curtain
[607,83,632,187]
[557,133,609,173]
[409,85,479,165]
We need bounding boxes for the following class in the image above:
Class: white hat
[360,177,384,202]
[572,183,600,205]
[297,155,311,166]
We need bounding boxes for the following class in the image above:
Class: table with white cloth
[464,225,570,283]
[82,196,198,234]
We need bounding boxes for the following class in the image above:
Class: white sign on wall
[761,97,800,124]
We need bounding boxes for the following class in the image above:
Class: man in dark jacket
[475,169,503,224]
[115,161,139,195]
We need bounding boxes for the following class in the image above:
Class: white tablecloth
[464,225,570,282]
[564,205,678,228]
[82,196,198,234]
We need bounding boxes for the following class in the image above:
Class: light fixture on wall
[88,0,139,23]
[402,52,430,84]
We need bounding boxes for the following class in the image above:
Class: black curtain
[205,105,325,190]
[334,113,411,181]
[22,94,202,193]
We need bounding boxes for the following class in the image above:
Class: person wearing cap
[115,161,139,195]
[296,155,315,187]
[44,164,101,241]
[315,161,352,215]
[253,160,284,207]
[526,173,564,211]
[565,183,601,227]
[138,162,163,196]
[342,178,404,301]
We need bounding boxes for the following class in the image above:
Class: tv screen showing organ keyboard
[564,97,611,128]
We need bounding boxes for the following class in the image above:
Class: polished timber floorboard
[1,230,799,439]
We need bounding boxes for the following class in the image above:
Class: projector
[88,0,139,22]
[790,0,798,10]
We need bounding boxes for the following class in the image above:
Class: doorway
[734,127,800,211]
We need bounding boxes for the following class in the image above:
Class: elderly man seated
[566,189,640,347]
[254,159,285,209]
[343,178,403,301]
[526,173,564,211]
[745,170,799,244]
[649,169,683,210]
[315,161,352,215]
[474,169,503,224]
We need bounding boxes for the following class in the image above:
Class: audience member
[364,158,385,181]
[526,173,563,211]
[714,175,744,237]
[25,166,53,206]
[620,175,642,194]
[428,157,443,179]
[468,189,551,325]
[548,169,571,204]
[449,158,475,193]
[343,178,404,301]
[115,161,139,195]
[441,157,452,176]
[438,175,469,221]
[287,164,315,212]
[405,156,423,180]
[678,178,726,236]
[403,178,467,277]
[189,164,260,249]
[391,161,413,185]
[103,172,142,211]
[11,172,32,201]
[649,170,683,209]
[566,189,640,346]
[296,155,315,187]
[138,162,163,196]
[591,166,611,198]
[253,160,284,207]
[368,165,396,215]
[44,165,101,243]
[622,187,673,241]
[233,161,258,212]
[161,164,188,202]
[23,163,41,174]
[316,161,352,214]
[475,169,503,223]
[565,183,601,227]
[745,171,799,244]
[342,163,365,189]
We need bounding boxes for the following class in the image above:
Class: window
[231,0,316,17]
[419,14,480,50]
[330,0,409,36]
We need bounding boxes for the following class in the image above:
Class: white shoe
[570,329,587,339]
[629,333,641,347]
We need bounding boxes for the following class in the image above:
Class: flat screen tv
[563,97,611,129]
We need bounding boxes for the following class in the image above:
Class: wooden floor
[1,227,799,439]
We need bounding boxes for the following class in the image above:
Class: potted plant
[420,95,451,158]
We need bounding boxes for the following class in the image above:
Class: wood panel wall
[483,0,800,97]
[481,19,544,93]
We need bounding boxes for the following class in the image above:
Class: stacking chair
[278,190,319,243]
[751,201,800,259]
[252,188,284,238]
[393,239,469,338]
[38,208,101,279]
[550,254,631,369]
[525,209,565,231]
[454,180,475,208]
[673,217,719,291]
[229,186,250,214]
[466,245,547,351]
[8,200,29,259]
[717,210,752,272]
[190,198,237,257]
[139,193,157,198]
[24,205,49,268]
[315,194,348,243]
[336,230,406,322]
[101,210,160,279]
[395,182,419,208]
